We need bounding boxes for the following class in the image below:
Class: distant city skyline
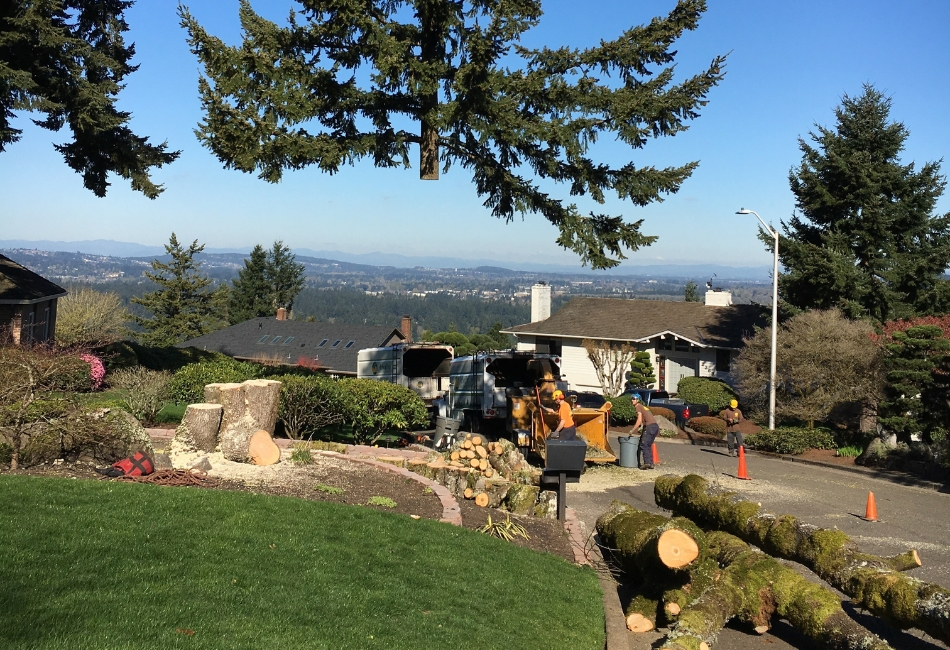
[1,1,947,271]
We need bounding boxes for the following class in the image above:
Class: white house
[502,286,765,395]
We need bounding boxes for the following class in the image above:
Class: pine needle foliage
[179,0,726,269]
[1,0,179,197]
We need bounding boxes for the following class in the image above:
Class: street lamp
[737,208,778,431]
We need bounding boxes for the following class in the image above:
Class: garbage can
[433,416,461,449]
[618,436,639,468]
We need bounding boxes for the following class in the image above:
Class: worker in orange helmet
[720,399,744,457]
[543,389,577,440]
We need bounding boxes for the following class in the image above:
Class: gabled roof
[0,254,67,304]
[176,318,405,375]
[502,297,766,349]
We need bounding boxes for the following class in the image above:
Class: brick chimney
[401,315,413,342]
[276,307,288,321]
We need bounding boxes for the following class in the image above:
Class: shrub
[745,427,836,455]
[339,379,428,445]
[50,355,95,392]
[109,367,172,423]
[99,341,230,372]
[650,406,676,422]
[79,354,106,390]
[607,397,636,426]
[0,441,11,464]
[687,416,726,438]
[168,359,263,404]
[278,375,347,439]
[676,376,738,412]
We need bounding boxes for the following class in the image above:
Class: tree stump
[174,403,224,453]
[242,379,282,434]
[205,379,282,462]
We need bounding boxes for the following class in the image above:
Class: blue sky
[1,0,948,270]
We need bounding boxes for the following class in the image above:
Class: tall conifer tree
[180,0,726,269]
[132,234,222,345]
[1,1,179,196]
[228,244,272,324]
[780,85,950,322]
[265,241,306,313]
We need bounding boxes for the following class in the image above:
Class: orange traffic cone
[736,445,751,480]
[652,443,660,465]
[863,491,878,522]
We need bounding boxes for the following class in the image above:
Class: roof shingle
[0,254,67,304]
[503,297,765,348]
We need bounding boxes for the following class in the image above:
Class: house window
[331,340,342,348]
[658,337,672,351]
[258,335,270,343]
[43,307,50,340]
[674,339,691,352]
[716,349,731,372]
[344,340,355,349]
[282,336,295,345]
[318,339,329,347]
[270,336,282,344]
[26,312,34,343]
[539,338,562,356]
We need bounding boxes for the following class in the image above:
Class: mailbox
[540,438,587,520]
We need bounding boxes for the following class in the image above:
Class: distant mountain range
[0,239,772,281]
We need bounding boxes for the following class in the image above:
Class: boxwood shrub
[607,397,636,426]
[168,359,264,404]
[746,427,836,455]
[687,416,726,438]
[676,376,738,412]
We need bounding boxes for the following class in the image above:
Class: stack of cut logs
[407,435,552,516]
[594,473,949,650]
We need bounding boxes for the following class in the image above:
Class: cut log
[595,501,704,581]
[174,403,223,453]
[248,430,280,466]
[472,435,482,446]
[478,458,489,471]
[204,383,245,432]
[206,379,282,462]
[462,440,472,449]
[626,613,654,633]
[241,379,282,434]
[475,492,490,507]
[469,458,480,468]
[655,474,946,644]
[660,530,894,650]
[476,445,488,459]
[484,468,494,478]
[450,451,460,461]
[464,488,474,499]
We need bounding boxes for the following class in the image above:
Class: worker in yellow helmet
[720,399,744,457]
[543,390,576,440]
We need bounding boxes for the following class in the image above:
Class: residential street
[566,435,950,650]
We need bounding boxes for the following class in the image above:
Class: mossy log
[661,531,893,650]
[596,501,705,582]
[626,594,659,632]
[654,474,948,644]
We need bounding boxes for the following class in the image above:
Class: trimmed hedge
[339,379,429,445]
[687,416,726,437]
[676,376,738,412]
[607,397,636,426]
[168,359,264,404]
[745,426,836,455]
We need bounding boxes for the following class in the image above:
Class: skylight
[283,336,295,345]
[331,340,342,348]
[319,339,328,347]
[270,336,282,344]
[258,335,269,343]
[344,340,356,348]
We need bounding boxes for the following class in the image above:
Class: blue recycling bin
[618,436,639,468]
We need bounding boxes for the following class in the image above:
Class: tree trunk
[660,530,894,650]
[204,383,244,432]
[242,379,281,434]
[596,501,705,582]
[204,379,282,462]
[174,403,223,453]
[654,474,948,644]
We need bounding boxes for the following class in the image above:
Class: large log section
[654,474,949,644]
[660,531,893,650]
[205,380,281,462]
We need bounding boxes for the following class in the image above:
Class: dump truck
[357,343,454,409]
[448,351,616,463]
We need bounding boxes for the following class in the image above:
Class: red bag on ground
[109,452,154,477]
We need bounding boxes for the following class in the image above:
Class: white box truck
[356,343,454,408]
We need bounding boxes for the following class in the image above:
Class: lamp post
[737,208,778,431]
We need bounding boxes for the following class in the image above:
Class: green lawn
[0,476,603,650]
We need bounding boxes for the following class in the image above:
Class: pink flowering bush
[80,353,106,390]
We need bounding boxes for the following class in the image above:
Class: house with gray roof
[176,315,408,376]
[0,253,67,345]
[502,288,765,394]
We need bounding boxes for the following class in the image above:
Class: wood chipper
[506,365,616,464]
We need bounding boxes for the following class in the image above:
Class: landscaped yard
[0,475,604,650]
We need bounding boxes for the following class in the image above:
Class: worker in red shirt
[543,390,577,440]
